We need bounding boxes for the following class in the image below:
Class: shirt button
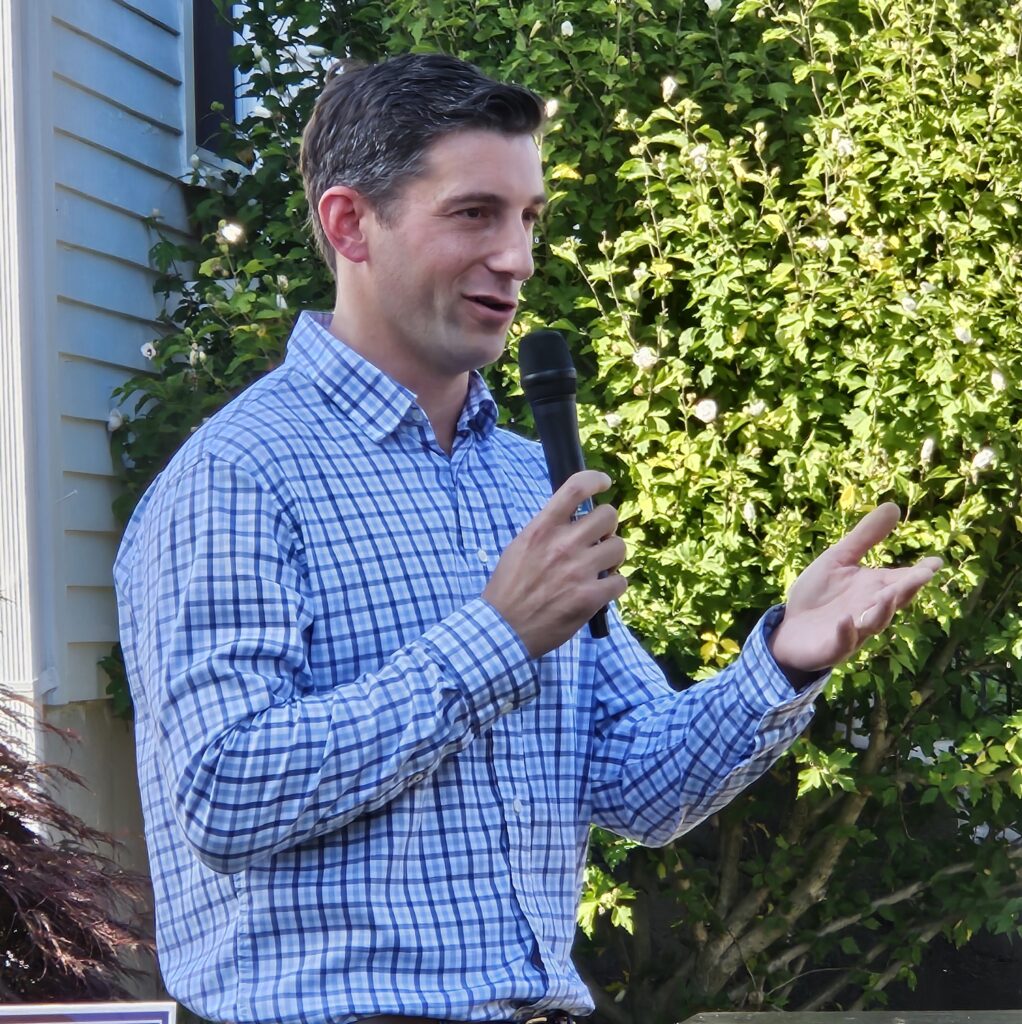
[500,703,514,716]
[477,548,489,565]
[409,408,425,424]
[410,772,425,785]
[512,797,523,815]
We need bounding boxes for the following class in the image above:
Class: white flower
[742,500,757,526]
[991,369,1007,392]
[690,143,709,171]
[746,399,767,416]
[259,57,271,74]
[901,295,918,314]
[277,274,289,290]
[218,221,245,245]
[140,342,158,361]
[188,343,207,367]
[150,207,162,220]
[275,293,288,310]
[693,397,718,423]
[106,408,124,432]
[251,43,263,60]
[662,75,678,103]
[632,346,658,371]
[189,153,201,169]
[813,236,831,254]
[604,413,623,429]
[545,98,559,119]
[705,0,722,11]
[828,205,849,225]
[835,135,854,158]
[1006,41,1019,58]
[972,447,996,471]
[920,280,936,294]
[954,324,974,345]
[920,437,935,465]
[560,19,574,36]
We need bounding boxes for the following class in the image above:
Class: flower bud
[693,398,718,423]
[632,346,658,371]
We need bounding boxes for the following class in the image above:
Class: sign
[0,1005,176,1024]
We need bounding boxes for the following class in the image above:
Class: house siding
[51,0,190,705]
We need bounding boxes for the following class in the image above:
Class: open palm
[769,503,943,675]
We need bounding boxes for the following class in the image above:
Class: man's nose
[487,218,535,281]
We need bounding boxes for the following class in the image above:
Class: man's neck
[327,310,468,456]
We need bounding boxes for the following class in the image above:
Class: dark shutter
[192,0,235,154]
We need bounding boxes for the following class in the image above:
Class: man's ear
[318,186,373,265]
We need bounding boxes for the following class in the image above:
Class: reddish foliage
[0,688,154,1000]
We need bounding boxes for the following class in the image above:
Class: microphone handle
[531,399,610,640]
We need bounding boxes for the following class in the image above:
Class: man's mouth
[466,295,517,315]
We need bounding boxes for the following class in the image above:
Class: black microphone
[519,329,609,640]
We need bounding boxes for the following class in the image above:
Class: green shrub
[110,0,1022,1017]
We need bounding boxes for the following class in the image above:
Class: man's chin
[447,321,513,372]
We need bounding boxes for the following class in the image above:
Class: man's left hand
[768,503,943,685]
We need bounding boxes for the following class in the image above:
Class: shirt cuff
[420,597,540,733]
[738,605,830,716]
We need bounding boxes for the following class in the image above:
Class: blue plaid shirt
[115,311,825,1024]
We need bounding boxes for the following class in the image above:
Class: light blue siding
[52,0,183,82]
[60,418,122,477]
[57,246,163,325]
[54,78,184,172]
[54,134,190,223]
[55,300,165,370]
[118,0,185,36]
[51,0,192,702]
[59,473,121,536]
[55,20,182,129]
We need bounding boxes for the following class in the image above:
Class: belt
[358,1013,580,1024]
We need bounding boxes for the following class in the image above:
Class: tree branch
[575,959,631,1024]
[796,938,887,1012]
[715,812,744,919]
[702,691,901,997]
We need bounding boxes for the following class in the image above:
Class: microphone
[519,329,609,640]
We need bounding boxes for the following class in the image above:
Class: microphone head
[519,329,577,405]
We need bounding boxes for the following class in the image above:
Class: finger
[884,559,943,610]
[857,560,942,632]
[585,535,627,575]
[594,569,629,605]
[572,502,619,544]
[828,502,902,566]
[874,556,944,584]
[856,592,899,634]
[542,470,612,525]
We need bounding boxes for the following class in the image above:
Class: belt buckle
[525,1013,575,1024]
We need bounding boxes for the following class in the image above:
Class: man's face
[361,129,546,383]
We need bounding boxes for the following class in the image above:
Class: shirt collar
[282,311,498,444]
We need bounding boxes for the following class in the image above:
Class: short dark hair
[299,52,545,274]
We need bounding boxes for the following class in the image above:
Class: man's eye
[458,208,485,219]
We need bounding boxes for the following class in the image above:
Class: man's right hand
[483,470,628,659]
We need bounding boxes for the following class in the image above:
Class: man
[114,53,941,1024]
